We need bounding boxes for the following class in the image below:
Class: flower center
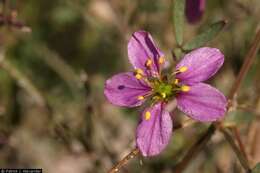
[152,80,175,101]
[135,65,191,102]
[155,83,173,98]
[149,77,190,102]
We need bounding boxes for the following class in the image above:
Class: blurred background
[0,0,259,172]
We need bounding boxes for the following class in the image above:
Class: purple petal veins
[104,72,151,107]
[177,83,227,122]
[136,102,173,156]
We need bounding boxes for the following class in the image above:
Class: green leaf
[173,47,183,60]
[253,163,260,173]
[173,0,185,46]
[183,20,227,51]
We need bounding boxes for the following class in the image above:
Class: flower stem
[108,148,139,173]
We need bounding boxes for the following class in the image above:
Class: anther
[135,68,144,74]
[161,92,166,98]
[174,79,179,85]
[181,85,190,92]
[158,57,165,64]
[179,66,188,73]
[135,73,142,79]
[134,68,144,79]
[145,59,152,67]
[173,66,188,75]
[145,111,151,120]
[137,96,145,100]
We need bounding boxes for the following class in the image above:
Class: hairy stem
[108,148,139,173]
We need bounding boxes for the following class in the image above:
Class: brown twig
[228,29,260,100]
[231,127,248,162]
[108,148,139,173]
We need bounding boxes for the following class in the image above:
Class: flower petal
[176,47,224,85]
[185,0,205,24]
[128,31,164,74]
[104,72,151,107]
[177,83,227,122]
[136,102,173,157]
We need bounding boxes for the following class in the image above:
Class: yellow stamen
[181,85,190,92]
[145,111,151,120]
[179,66,188,73]
[137,96,145,100]
[174,79,179,85]
[158,57,165,64]
[135,73,142,79]
[134,68,144,79]
[145,59,152,67]
[135,68,144,75]
[161,92,166,98]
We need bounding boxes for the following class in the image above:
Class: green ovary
[154,82,174,99]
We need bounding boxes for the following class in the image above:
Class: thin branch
[228,29,260,100]
[108,148,139,173]
[231,127,248,162]
[220,127,251,172]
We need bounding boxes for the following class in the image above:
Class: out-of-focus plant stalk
[36,44,84,93]
[228,29,260,100]
[0,53,47,108]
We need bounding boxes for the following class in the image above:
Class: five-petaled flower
[104,31,227,157]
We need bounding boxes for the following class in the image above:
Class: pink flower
[104,31,227,157]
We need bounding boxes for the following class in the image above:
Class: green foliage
[253,163,260,173]
[173,0,185,46]
[183,20,226,51]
